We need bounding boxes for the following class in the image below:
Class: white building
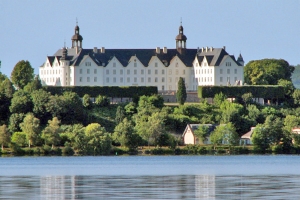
[39,23,244,92]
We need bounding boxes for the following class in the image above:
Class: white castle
[39,22,244,92]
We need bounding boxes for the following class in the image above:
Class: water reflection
[1,175,300,199]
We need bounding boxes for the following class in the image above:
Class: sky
[0,0,299,77]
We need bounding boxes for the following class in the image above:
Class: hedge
[44,86,158,98]
[198,85,285,98]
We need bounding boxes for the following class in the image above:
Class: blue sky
[0,0,299,77]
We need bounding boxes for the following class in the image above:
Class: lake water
[1,155,300,199]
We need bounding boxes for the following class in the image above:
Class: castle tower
[175,21,187,55]
[59,45,70,86]
[237,53,244,66]
[71,21,83,53]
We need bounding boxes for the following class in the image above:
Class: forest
[0,59,300,156]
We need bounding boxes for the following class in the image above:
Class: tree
[176,77,187,105]
[113,118,140,150]
[95,95,110,107]
[11,60,34,89]
[115,106,126,125]
[9,89,33,114]
[82,94,92,109]
[11,132,27,147]
[85,123,111,155]
[244,59,294,85]
[20,113,40,148]
[292,89,300,105]
[42,117,61,149]
[194,125,210,144]
[8,113,25,133]
[251,124,269,153]
[210,123,239,146]
[31,89,51,124]
[60,92,84,124]
[0,124,10,150]
[213,92,227,107]
[24,75,42,93]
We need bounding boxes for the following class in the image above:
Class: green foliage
[113,118,141,150]
[292,89,300,105]
[8,113,25,133]
[176,77,187,105]
[210,123,239,145]
[115,106,126,124]
[244,59,294,85]
[11,60,34,89]
[31,89,51,124]
[44,86,157,98]
[199,85,285,98]
[42,117,61,148]
[20,113,40,147]
[0,124,10,150]
[82,94,92,108]
[9,90,33,114]
[24,76,42,93]
[95,95,110,107]
[60,91,85,124]
[11,132,27,147]
[213,92,227,107]
[194,125,210,144]
[85,123,111,155]
[138,95,164,109]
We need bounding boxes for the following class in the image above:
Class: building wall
[183,127,195,144]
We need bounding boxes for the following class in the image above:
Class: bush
[62,142,74,156]
[9,142,25,156]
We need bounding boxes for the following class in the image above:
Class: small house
[182,124,216,145]
[240,127,255,145]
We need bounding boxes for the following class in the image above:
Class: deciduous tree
[20,113,40,148]
[0,124,10,150]
[42,117,61,149]
[11,60,34,89]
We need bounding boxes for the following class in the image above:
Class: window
[94,77,97,82]
[141,69,144,75]
[106,77,109,83]
[148,77,151,82]
[120,69,123,75]
[155,77,158,82]
[106,70,109,75]
[148,69,151,75]
[235,77,237,81]
[226,62,231,66]
[87,77,90,82]
[162,70,165,74]
[94,69,97,74]
[168,70,172,75]
[127,77,130,82]
[155,69,158,75]
[120,77,123,83]
[183,70,185,75]
[234,69,237,74]
[176,70,179,75]
[134,70,137,75]
[113,70,116,75]
[162,77,165,82]
[162,85,164,91]
[220,69,223,74]
[176,63,178,67]
[113,63,116,67]
[113,77,116,83]
[85,62,91,66]
[141,77,144,82]
[80,77,82,82]
[127,70,130,75]
[134,63,137,67]
[227,69,230,74]
[134,77,137,82]
[168,77,172,83]
[155,63,158,67]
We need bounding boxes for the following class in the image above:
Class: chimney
[210,47,213,52]
[205,46,208,52]
[223,46,226,50]
[101,47,105,53]
[93,47,97,53]
[156,47,160,54]
[201,47,204,52]
[163,47,167,54]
